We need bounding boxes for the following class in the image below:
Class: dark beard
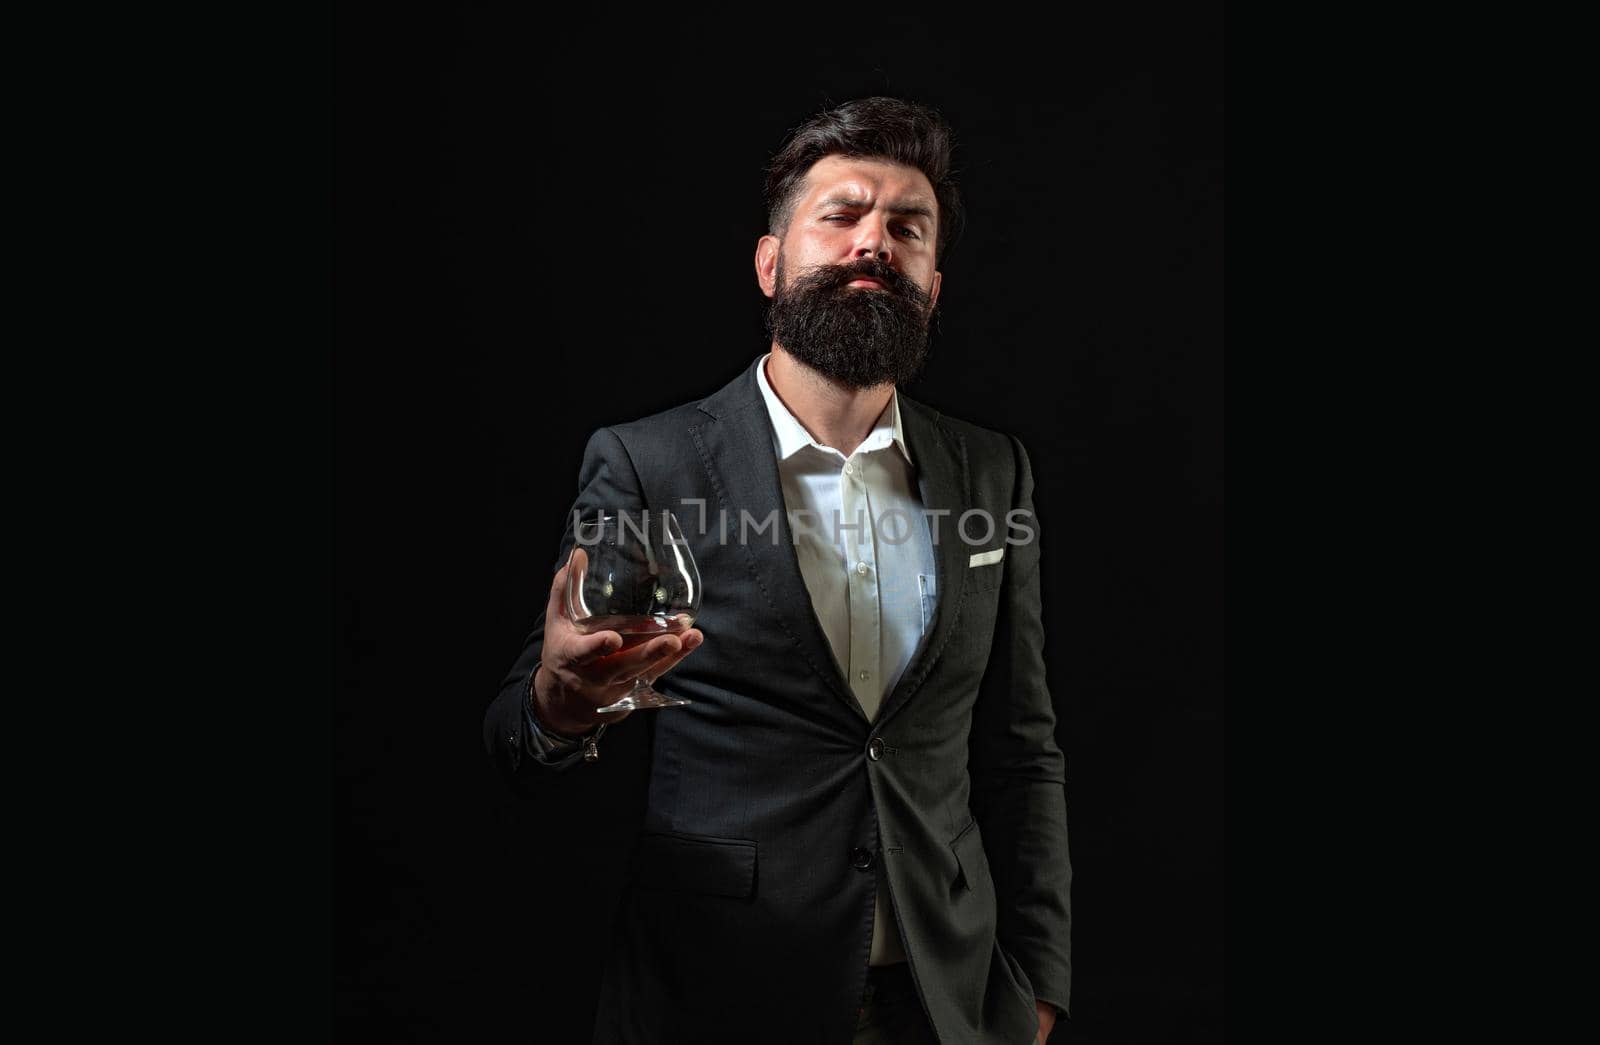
[764,256,935,389]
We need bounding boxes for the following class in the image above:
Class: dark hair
[764,97,964,264]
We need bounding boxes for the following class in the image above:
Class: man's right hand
[532,547,705,737]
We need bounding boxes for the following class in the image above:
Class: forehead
[797,155,937,215]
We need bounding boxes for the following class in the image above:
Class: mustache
[788,259,931,308]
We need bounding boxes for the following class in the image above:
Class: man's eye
[897,226,921,239]
[823,215,852,224]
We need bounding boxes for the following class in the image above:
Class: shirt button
[845,462,855,475]
[856,561,869,575]
[868,738,885,761]
[850,847,874,871]
[858,669,870,681]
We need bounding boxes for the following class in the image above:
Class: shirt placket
[841,451,882,720]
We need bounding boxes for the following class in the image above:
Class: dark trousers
[853,964,939,1044]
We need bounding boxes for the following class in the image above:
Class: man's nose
[852,218,893,264]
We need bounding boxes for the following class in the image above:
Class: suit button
[850,847,874,871]
[867,738,885,761]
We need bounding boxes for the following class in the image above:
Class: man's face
[758,155,944,389]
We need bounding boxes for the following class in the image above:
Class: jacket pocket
[966,549,1007,592]
[633,830,757,900]
[950,818,994,895]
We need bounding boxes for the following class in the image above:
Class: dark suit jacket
[484,357,1071,1043]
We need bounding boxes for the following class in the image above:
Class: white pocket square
[968,548,1004,567]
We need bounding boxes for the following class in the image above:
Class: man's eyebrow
[814,194,936,223]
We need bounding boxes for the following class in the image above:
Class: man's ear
[755,235,780,299]
[929,270,942,309]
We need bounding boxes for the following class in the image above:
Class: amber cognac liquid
[575,613,695,650]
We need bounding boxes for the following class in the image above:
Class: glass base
[596,681,692,714]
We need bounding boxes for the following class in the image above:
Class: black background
[336,6,1222,1042]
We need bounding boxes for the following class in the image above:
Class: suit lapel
[875,395,969,729]
[690,360,866,722]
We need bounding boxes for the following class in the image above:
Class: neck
[765,345,893,457]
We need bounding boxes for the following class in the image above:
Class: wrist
[531,664,599,738]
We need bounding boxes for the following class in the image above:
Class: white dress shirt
[755,353,939,967]
[753,354,939,722]
[529,353,941,967]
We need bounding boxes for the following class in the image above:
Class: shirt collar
[755,353,913,467]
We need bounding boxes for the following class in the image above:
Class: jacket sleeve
[482,426,649,790]
[967,435,1073,1018]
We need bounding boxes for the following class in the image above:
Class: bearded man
[485,97,1072,1044]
